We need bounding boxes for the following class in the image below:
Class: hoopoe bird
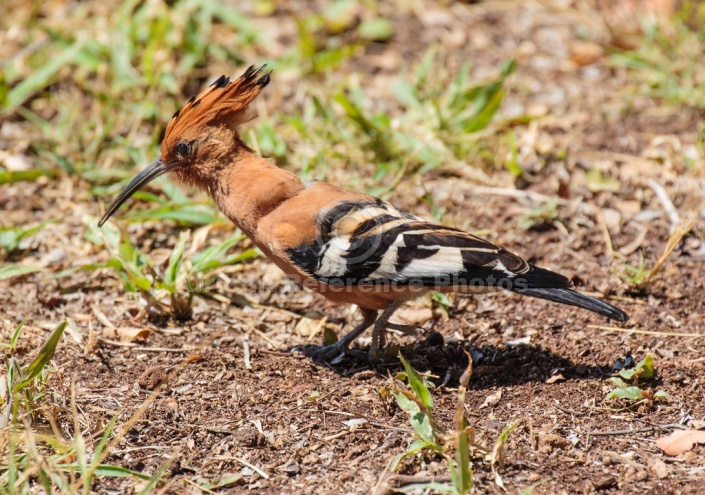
[99,65,629,361]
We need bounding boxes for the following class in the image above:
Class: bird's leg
[304,308,378,362]
[368,301,403,362]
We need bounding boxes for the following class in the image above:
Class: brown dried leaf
[394,307,434,326]
[656,430,705,456]
[689,420,705,430]
[570,41,604,67]
[102,326,150,343]
[481,389,503,409]
[295,316,325,338]
[187,354,202,363]
[545,373,565,384]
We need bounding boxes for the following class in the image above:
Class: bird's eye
[175,142,190,157]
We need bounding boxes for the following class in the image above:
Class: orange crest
[162,65,270,152]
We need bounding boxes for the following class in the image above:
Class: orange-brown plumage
[99,65,629,362]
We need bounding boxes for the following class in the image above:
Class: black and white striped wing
[286,200,567,289]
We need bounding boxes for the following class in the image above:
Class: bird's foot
[296,341,365,364]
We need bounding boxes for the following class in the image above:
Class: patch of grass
[621,219,695,291]
[392,354,477,494]
[0,320,25,352]
[518,199,560,231]
[0,169,54,185]
[263,50,516,192]
[0,0,268,234]
[606,354,668,407]
[95,179,221,227]
[608,19,705,109]
[621,251,648,287]
[392,354,536,493]
[0,221,53,260]
[77,219,256,319]
[1,319,168,492]
[430,291,453,318]
[392,354,445,465]
[291,13,362,76]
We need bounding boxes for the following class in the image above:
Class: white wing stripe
[315,237,350,277]
[398,249,465,278]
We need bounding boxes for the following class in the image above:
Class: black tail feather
[520,265,574,289]
[515,287,629,322]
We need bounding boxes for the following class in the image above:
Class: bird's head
[98,65,270,226]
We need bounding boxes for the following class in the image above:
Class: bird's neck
[211,151,304,237]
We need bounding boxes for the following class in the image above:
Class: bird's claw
[295,342,346,363]
[296,342,366,364]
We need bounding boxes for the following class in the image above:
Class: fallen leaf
[394,307,434,326]
[342,418,366,429]
[546,373,565,384]
[570,41,604,67]
[481,389,503,409]
[295,316,325,337]
[586,169,620,193]
[102,326,149,343]
[323,327,338,346]
[656,430,705,456]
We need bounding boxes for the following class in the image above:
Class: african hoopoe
[99,65,629,361]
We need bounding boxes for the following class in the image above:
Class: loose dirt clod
[537,433,572,454]
[234,427,262,448]
[137,365,167,390]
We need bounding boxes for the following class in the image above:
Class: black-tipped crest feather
[163,65,271,146]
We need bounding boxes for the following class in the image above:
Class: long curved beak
[98,158,175,227]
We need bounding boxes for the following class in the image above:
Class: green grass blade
[4,40,86,112]
[520,477,553,495]
[0,220,53,252]
[10,319,25,349]
[415,44,437,86]
[122,204,219,225]
[137,461,172,494]
[393,392,435,444]
[190,230,247,273]
[453,429,472,494]
[13,320,67,392]
[164,230,190,289]
[0,169,46,184]
[399,354,433,409]
[93,414,120,465]
[74,431,89,492]
[63,463,150,479]
[0,265,44,280]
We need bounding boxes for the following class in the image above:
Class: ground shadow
[299,338,613,390]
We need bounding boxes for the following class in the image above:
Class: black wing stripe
[351,214,399,237]
[395,246,440,273]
